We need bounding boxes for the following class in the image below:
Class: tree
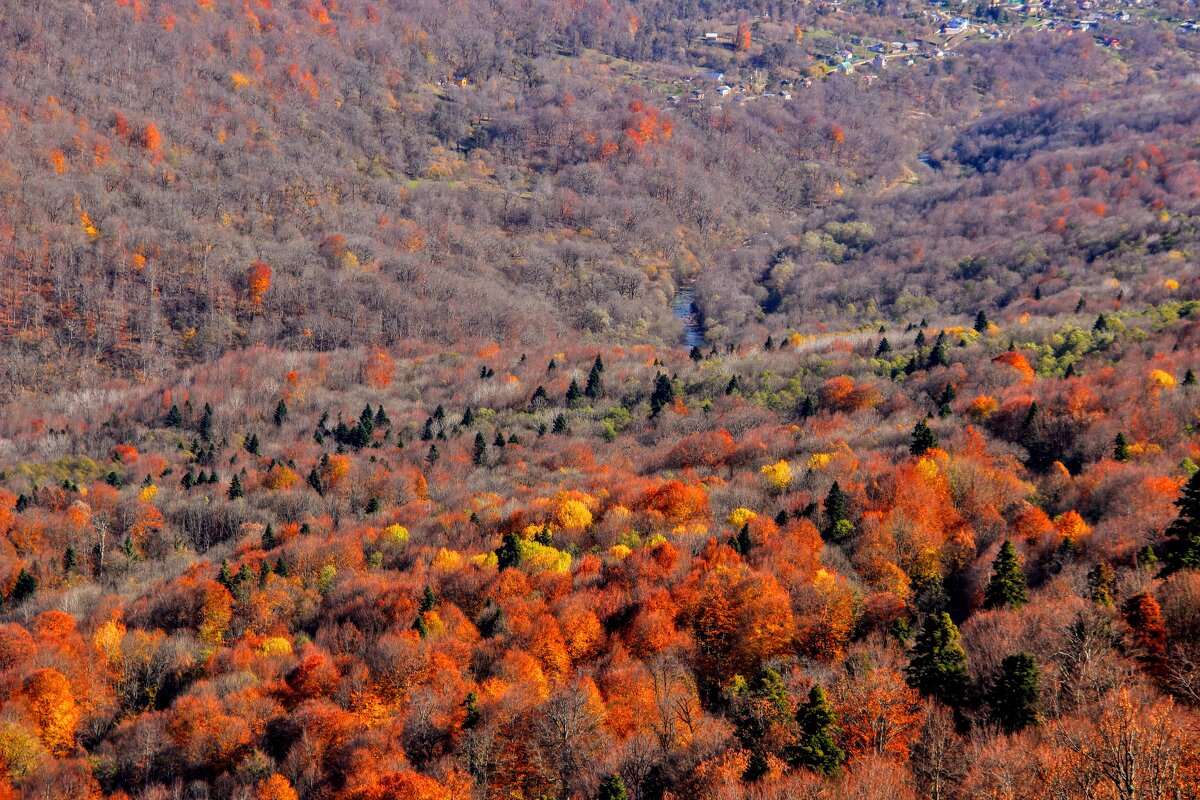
[735,21,752,51]
[906,612,969,706]
[473,432,487,466]
[166,404,183,427]
[22,669,78,755]
[911,418,938,456]
[598,773,628,800]
[1114,432,1129,462]
[1162,471,1200,573]
[274,400,288,427]
[496,532,522,570]
[650,373,675,417]
[987,653,1040,733]
[823,481,849,541]
[791,686,845,775]
[1087,562,1115,606]
[1123,592,1167,679]
[566,378,583,406]
[199,402,214,441]
[690,345,704,362]
[983,540,1027,610]
[227,475,244,500]
[585,361,603,399]
[255,775,298,800]
[974,310,990,332]
[11,567,37,604]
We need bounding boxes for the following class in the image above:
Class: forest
[1,0,1200,798]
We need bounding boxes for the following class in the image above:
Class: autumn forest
[1,0,1200,798]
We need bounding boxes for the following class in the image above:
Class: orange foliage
[640,480,709,522]
[992,351,1035,382]
[364,350,394,388]
[22,668,79,755]
[247,261,272,306]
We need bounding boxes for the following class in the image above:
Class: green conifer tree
[1087,562,1115,607]
[983,540,1028,610]
[1162,471,1200,573]
[598,774,628,800]
[791,686,846,775]
[987,653,1040,733]
[911,418,938,456]
[1114,432,1129,462]
[906,612,970,706]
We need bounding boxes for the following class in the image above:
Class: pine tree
[650,373,675,417]
[906,612,970,706]
[598,774,628,800]
[983,540,1028,610]
[911,418,938,456]
[374,406,390,428]
[743,750,769,782]
[824,481,848,535]
[227,474,244,500]
[307,468,323,495]
[1184,369,1196,387]
[273,400,288,427]
[473,432,487,466]
[461,406,476,426]
[725,375,742,396]
[791,686,845,775]
[566,378,583,405]
[690,345,704,362]
[426,444,440,465]
[585,361,603,399]
[552,414,569,434]
[876,337,892,356]
[11,567,38,604]
[199,402,214,441]
[1087,562,1115,607]
[261,524,278,551]
[496,532,522,570]
[166,404,183,427]
[987,653,1040,733]
[245,433,260,456]
[63,545,77,576]
[1113,432,1129,462]
[419,586,437,614]
[218,560,234,589]
[1162,470,1200,573]
[974,310,990,332]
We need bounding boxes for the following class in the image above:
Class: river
[673,286,706,349]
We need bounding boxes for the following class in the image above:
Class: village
[654,0,1197,105]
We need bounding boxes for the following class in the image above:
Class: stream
[673,286,706,349]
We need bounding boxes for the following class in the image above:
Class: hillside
[1,1,1200,799]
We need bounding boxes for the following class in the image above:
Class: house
[697,70,725,83]
[945,16,970,33]
[703,32,719,41]
[716,85,732,96]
